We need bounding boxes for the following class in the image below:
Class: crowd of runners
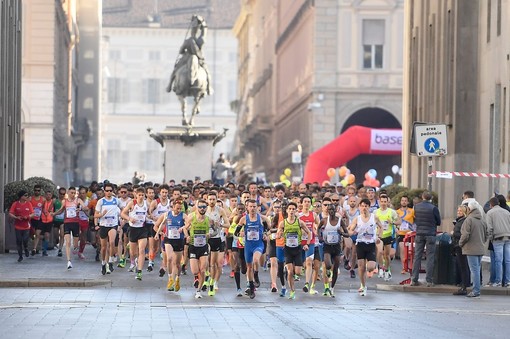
[9,180,419,299]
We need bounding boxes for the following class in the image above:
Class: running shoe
[208,285,215,296]
[167,277,175,291]
[106,264,111,274]
[136,270,142,281]
[67,261,73,270]
[175,278,181,292]
[254,275,261,288]
[350,270,356,279]
[288,290,296,300]
[108,263,114,273]
[18,256,23,262]
[128,263,136,272]
[280,287,287,297]
[303,282,309,293]
[25,248,30,257]
[249,287,256,299]
[323,288,331,297]
[309,287,318,295]
[236,289,243,297]
[193,277,199,288]
[78,252,85,260]
[159,268,166,277]
[293,274,300,281]
[195,291,202,299]
[57,249,62,257]
[31,249,36,256]
[72,247,79,255]
[101,264,106,275]
[214,281,219,291]
[271,286,278,293]
[201,279,209,292]
[330,287,335,298]
[118,258,126,268]
[147,261,154,272]
[42,251,48,257]
[378,268,384,278]
[360,286,367,296]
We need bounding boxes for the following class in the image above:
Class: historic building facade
[233,0,404,182]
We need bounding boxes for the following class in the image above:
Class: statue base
[155,126,220,182]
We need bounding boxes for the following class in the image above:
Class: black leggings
[15,229,29,257]
[277,262,286,286]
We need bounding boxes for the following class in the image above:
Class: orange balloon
[338,166,348,177]
[347,174,356,184]
[374,179,381,187]
[365,172,371,180]
[327,168,336,178]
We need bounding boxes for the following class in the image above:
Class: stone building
[402,0,510,220]
[233,0,404,182]
[101,0,239,184]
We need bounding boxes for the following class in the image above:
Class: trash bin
[433,232,457,284]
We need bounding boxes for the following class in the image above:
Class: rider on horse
[167,15,213,96]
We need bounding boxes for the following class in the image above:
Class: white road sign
[414,124,448,157]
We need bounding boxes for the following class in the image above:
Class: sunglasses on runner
[197,205,207,209]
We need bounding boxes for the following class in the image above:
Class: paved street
[0,247,509,338]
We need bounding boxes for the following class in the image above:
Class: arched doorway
[341,108,401,186]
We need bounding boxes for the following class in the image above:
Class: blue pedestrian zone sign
[414,124,448,157]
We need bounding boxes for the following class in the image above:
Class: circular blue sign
[424,138,440,153]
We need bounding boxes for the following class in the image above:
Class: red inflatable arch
[303,125,402,183]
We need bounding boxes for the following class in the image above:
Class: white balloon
[392,165,399,175]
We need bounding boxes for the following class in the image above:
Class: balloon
[363,180,370,186]
[340,179,348,187]
[368,169,377,179]
[391,165,399,175]
[284,168,292,177]
[283,179,291,187]
[364,172,371,180]
[338,166,348,177]
[327,168,336,178]
[279,174,287,182]
[347,174,355,184]
[384,175,393,185]
[374,179,380,187]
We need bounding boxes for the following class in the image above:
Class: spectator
[9,190,34,262]
[411,191,441,287]
[452,204,470,295]
[460,200,488,298]
[486,197,510,287]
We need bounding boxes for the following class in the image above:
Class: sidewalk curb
[376,283,510,296]
[0,279,112,288]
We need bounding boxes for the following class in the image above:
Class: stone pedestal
[155,126,220,182]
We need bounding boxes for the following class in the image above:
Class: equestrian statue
[166,15,213,127]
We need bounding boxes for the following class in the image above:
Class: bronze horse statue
[171,54,208,127]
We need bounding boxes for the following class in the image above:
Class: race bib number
[326,231,339,244]
[383,221,390,231]
[105,216,115,226]
[194,234,206,247]
[66,207,77,218]
[286,233,299,247]
[79,210,88,221]
[168,226,180,239]
[247,226,259,241]
[34,207,42,218]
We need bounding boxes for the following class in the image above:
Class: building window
[106,139,121,170]
[487,0,491,42]
[146,79,161,104]
[149,51,160,60]
[362,19,385,69]
[497,0,501,36]
[107,78,122,103]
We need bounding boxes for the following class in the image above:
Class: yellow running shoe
[175,277,180,292]
[167,277,174,291]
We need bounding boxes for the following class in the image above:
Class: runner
[318,202,348,297]
[183,199,212,299]
[235,199,270,299]
[94,183,120,275]
[53,187,66,257]
[348,198,383,296]
[40,190,54,256]
[144,186,156,272]
[375,194,400,281]
[121,187,149,280]
[29,185,44,255]
[344,196,360,279]
[117,186,132,270]
[9,190,34,262]
[230,202,247,296]
[276,202,312,300]
[267,200,282,293]
[54,187,88,269]
[77,187,90,260]
[149,184,171,277]
[154,197,186,292]
[299,196,319,294]
[396,195,415,274]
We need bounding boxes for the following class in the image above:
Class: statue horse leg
[189,93,205,126]
[178,95,188,126]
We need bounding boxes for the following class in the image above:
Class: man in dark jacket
[411,191,441,286]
